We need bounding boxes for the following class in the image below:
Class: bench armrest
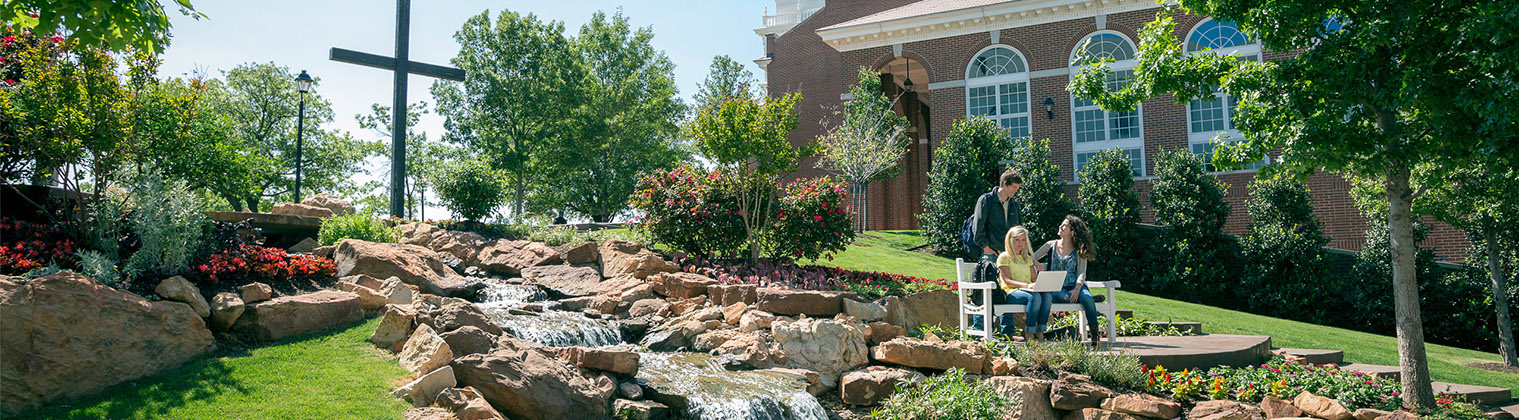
[1085,281,1121,290]
[957,281,997,290]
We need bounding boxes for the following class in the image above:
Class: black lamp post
[293,70,313,203]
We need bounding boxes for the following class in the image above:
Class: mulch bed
[1467,362,1519,374]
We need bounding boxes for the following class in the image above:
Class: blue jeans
[1025,292,1054,334]
[1050,286,1099,332]
[970,289,1040,336]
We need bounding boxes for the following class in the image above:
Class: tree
[916,117,1013,256]
[1237,175,1330,320]
[1148,148,1233,300]
[1008,137,1075,244]
[2,0,201,53]
[1416,160,1519,366]
[686,92,811,262]
[692,55,755,112]
[432,10,581,222]
[535,11,687,223]
[1069,2,1519,406]
[356,102,461,220]
[209,62,380,211]
[1076,148,1145,285]
[815,67,910,232]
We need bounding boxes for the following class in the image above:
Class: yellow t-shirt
[996,252,1034,293]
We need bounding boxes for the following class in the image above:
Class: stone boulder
[400,324,454,374]
[372,304,417,349]
[629,298,668,318]
[288,237,319,254]
[423,230,489,264]
[840,366,926,406]
[1191,400,1266,420]
[881,289,958,331]
[336,280,387,311]
[723,302,748,325]
[240,282,273,303]
[739,310,776,333]
[843,298,886,322]
[394,365,457,406]
[451,337,614,420]
[1353,409,1392,420]
[598,240,677,279]
[230,290,364,343]
[380,276,417,306]
[771,317,869,384]
[984,376,1058,420]
[404,407,456,420]
[424,301,505,336]
[440,325,500,356]
[866,322,907,345]
[209,292,245,331]
[708,283,758,307]
[1293,392,1352,420]
[1101,393,1181,419]
[649,272,716,299]
[557,347,640,375]
[1063,408,1148,420]
[1260,396,1303,419]
[1050,374,1113,411]
[756,288,855,317]
[302,192,356,216]
[271,202,335,218]
[560,242,599,265]
[522,265,603,297]
[334,239,475,297]
[869,337,995,374]
[155,275,211,318]
[1374,412,1419,420]
[477,240,563,276]
[713,332,777,369]
[640,320,706,351]
[436,386,507,420]
[613,399,671,420]
[0,273,215,416]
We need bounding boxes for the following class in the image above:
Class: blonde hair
[1003,226,1034,259]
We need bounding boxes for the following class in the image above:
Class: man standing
[973,169,1023,261]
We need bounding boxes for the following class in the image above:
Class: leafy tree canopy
[2,0,202,53]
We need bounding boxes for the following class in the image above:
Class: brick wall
[764,2,1472,261]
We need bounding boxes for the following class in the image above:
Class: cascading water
[637,352,828,420]
[474,281,623,348]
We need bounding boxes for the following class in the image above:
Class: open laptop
[1027,271,1068,292]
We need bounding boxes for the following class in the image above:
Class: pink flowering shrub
[766,176,854,261]
[630,165,747,258]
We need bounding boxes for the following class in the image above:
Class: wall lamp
[1044,97,1055,120]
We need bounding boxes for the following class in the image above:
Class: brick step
[1486,401,1517,420]
[1434,381,1513,406]
[1275,348,1344,365]
[1338,363,1400,381]
[1115,309,1133,320]
[1145,321,1203,335]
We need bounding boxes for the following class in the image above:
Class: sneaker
[1093,294,1107,303]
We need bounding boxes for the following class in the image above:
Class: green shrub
[870,368,1013,420]
[766,176,855,261]
[318,214,398,246]
[119,169,209,282]
[1148,149,1234,300]
[918,117,1015,257]
[1001,338,1145,390]
[1010,137,1076,243]
[629,165,747,258]
[436,159,508,222]
[1077,148,1146,285]
[76,250,119,285]
[1237,176,1330,318]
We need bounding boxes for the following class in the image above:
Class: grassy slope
[15,317,411,420]
[802,231,1519,394]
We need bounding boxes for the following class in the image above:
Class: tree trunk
[851,183,869,232]
[1485,226,1519,366]
[246,194,261,213]
[512,171,526,223]
[1387,162,1436,409]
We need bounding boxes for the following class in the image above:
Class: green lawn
[14,317,412,420]
[804,230,1519,394]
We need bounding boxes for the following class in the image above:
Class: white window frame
[1184,19,1266,173]
[965,45,1032,142]
[1069,31,1145,178]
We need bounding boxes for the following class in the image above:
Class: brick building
[754,0,1470,261]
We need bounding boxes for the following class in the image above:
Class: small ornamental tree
[815,67,911,231]
[685,92,813,262]
[918,117,1014,256]
[1237,176,1330,319]
[1076,148,1145,285]
[1148,148,1234,299]
[435,159,507,222]
[1009,137,1076,244]
[767,176,855,261]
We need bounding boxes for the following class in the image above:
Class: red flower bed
[194,244,335,285]
[0,218,76,274]
[671,254,950,300]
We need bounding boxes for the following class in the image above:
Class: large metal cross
[329,0,465,218]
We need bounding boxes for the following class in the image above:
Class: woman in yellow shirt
[996,226,1049,342]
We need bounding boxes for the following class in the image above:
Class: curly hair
[1065,215,1097,260]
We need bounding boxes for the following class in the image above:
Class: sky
[156,0,774,219]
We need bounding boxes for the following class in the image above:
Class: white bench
[955,258,1120,344]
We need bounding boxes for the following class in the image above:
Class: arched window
[965,46,1031,140]
[1069,32,1143,178]
[1183,20,1264,171]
